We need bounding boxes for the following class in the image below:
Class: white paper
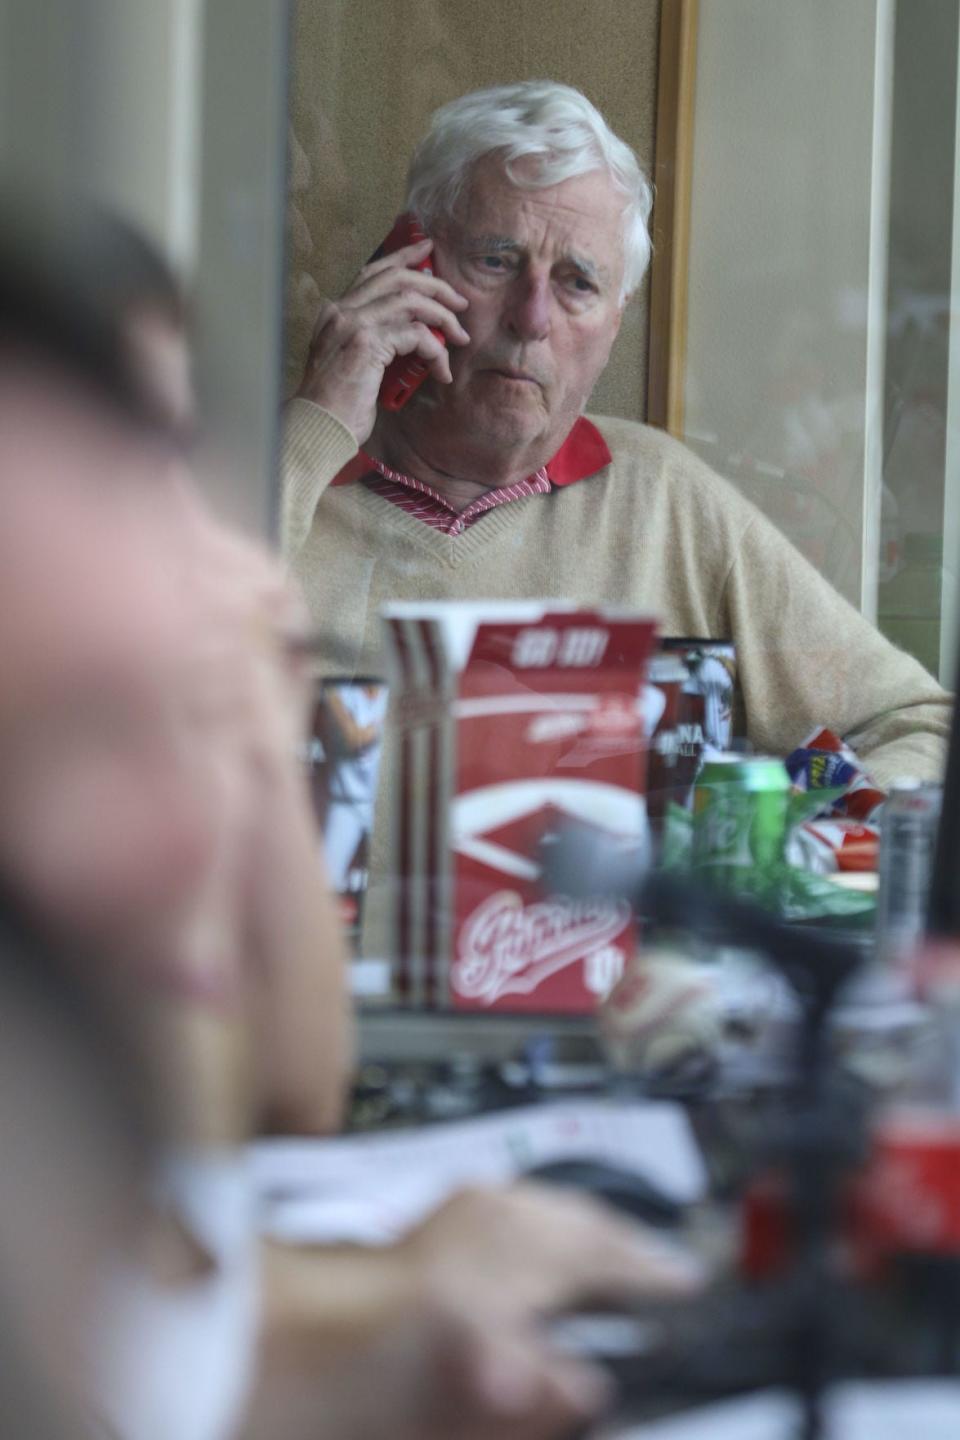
[600,1390,799,1440]
[251,1099,706,1245]
[828,1380,960,1438]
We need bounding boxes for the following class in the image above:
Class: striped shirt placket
[363,455,551,536]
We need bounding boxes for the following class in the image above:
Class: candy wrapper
[785,727,886,824]
[787,817,879,875]
[783,728,883,886]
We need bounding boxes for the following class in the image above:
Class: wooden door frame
[646,0,699,435]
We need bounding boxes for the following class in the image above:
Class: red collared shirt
[329,416,612,536]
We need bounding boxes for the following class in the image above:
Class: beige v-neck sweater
[282,398,950,785]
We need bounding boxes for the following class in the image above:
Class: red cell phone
[372,214,447,411]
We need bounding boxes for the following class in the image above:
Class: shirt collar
[544,416,613,487]
[330,415,611,489]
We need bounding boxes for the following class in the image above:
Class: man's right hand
[401,1181,703,1321]
[295,238,470,447]
[255,1183,704,1440]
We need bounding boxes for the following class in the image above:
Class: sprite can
[693,755,790,890]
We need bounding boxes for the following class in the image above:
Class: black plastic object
[525,1157,684,1228]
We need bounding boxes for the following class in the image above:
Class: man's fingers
[410,1182,706,1318]
[377,292,470,346]
[469,1335,613,1429]
[436,1312,613,1440]
[310,294,468,365]
[511,1183,706,1305]
[348,257,470,316]
[359,235,433,279]
[346,288,470,347]
[586,1216,707,1299]
[391,322,454,386]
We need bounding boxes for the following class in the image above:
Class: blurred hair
[0,191,182,437]
[73,207,187,334]
[405,80,653,302]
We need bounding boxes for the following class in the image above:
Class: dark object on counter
[525,1157,684,1229]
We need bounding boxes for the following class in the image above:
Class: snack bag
[785,727,886,823]
[787,817,880,875]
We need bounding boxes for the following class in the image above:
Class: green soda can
[692,755,790,890]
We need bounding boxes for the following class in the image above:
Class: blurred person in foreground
[0,207,292,1439]
[0,201,701,1440]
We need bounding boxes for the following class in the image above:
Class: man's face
[423,156,627,468]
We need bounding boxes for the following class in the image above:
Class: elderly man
[283,79,949,784]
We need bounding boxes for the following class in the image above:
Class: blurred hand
[254,1183,703,1440]
[253,1279,610,1440]
[295,237,470,445]
[399,1180,703,1315]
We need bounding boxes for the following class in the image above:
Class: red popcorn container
[382,603,658,1013]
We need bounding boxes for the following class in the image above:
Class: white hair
[404,81,653,302]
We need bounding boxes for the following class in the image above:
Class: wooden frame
[646,0,700,436]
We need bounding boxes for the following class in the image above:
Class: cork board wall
[285,0,663,421]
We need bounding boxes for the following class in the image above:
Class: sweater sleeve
[280,399,358,562]
[718,507,952,786]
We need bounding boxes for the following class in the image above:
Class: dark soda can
[661,638,737,753]
[646,652,698,823]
